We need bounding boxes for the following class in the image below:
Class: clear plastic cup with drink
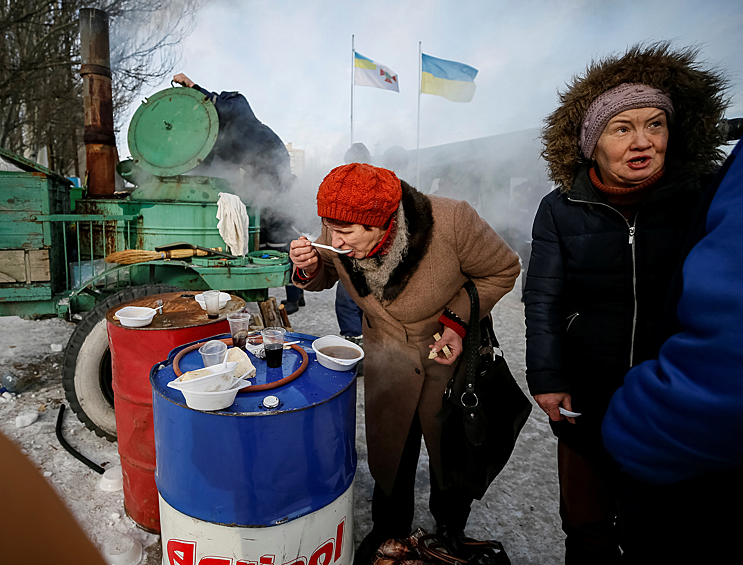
[227,313,252,349]
[261,327,286,368]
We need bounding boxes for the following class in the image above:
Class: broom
[105,248,210,265]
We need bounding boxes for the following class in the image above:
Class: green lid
[127,87,219,177]
[248,250,289,265]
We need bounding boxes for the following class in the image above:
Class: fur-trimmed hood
[542,42,730,190]
[338,180,433,303]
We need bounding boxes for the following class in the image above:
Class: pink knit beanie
[580,83,674,159]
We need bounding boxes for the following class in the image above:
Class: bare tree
[0,0,205,175]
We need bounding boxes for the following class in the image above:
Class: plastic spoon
[311,242,352,254]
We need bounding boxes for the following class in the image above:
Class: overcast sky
[117,0,743,170]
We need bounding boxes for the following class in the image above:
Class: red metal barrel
[106,291,245,533]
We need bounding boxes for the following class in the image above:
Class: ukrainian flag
[421,54,478,103]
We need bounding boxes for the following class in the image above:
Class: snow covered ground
[0,280,563,564]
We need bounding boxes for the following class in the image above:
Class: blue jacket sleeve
[524,190,569,395]
[602,140,743,485]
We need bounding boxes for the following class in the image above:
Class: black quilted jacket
[524,164,702,454]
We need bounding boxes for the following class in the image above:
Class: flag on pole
[354,52,399,92]
[421,53,478,102]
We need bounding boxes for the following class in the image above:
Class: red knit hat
[317,163,401,226]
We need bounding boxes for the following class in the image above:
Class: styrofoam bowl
[98,466,124,492]
[312,335,364,372]
[195,292,231,310]
[115,306,156,327]
[175,380,252,411]
[102,536,142,565]
[168,361,238,392]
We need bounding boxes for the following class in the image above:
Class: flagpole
[416,41,422,190]
[351,35,355,146]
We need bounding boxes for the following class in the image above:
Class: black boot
[281,300,299,315]
[435,525,511,565]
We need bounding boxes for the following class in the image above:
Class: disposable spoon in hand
[311,242,352,254]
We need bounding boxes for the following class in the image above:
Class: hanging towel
[216,193,250,256]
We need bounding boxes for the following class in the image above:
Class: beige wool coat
[294,182,520,494]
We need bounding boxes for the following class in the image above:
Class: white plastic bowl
[312,335,364,372]
[173,379,251,411]
[195,291,231,310]
[98,466,124,492]
[115,306,156,327]
[167,361,238,392]
[102,536,142,565]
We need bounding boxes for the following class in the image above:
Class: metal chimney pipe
[79,8,117,197]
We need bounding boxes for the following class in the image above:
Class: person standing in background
[523,43,729,564]
[334,143,372,341]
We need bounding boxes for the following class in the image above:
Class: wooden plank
[28,249,50,282]
[0,250,26,282]
[258,297,284,330]
[279,304,293,332]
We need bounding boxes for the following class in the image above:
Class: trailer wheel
[63,284,183,442]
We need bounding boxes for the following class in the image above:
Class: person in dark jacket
[172,73,293,192]
[524,43,729,564]
[173,73,301,309]
[601,139,743,564]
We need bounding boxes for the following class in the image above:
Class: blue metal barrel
[150,334,356,565]
[150,333,357,563]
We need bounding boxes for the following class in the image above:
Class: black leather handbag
[437,280,532,500]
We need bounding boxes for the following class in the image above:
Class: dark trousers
[558,440,622,565]
[371,411,473,537]
[335,282,363,336]
[285,284,303,303]
[619,467,743,564]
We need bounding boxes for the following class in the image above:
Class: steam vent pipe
[79,8,117,197]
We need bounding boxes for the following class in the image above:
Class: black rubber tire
[62,284,183,442]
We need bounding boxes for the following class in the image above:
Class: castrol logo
[165,518,346,565]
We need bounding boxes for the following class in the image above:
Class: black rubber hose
[55,404,105,475]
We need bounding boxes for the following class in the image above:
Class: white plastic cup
[202,289,221,319]
[98,466,124,492]
[199,340,227,367]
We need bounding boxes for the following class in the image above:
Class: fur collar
[542,42,729,190]
[339,181,434,303]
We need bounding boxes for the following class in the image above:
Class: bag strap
[442,281,480,407]
[460,280,480,410]
[415,534,468,565]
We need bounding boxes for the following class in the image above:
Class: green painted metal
[189,260,290,292]
[116,159,153,187]
[128,87,218,177]
[0,147,72,186]
[0,172,70,248]
[0,156,71,300]
[0,299,59,317]
[129,175,228,203]
[74,198,260,255]
[0,284,52,301]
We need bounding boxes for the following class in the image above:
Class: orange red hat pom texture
[317,163,401,227]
